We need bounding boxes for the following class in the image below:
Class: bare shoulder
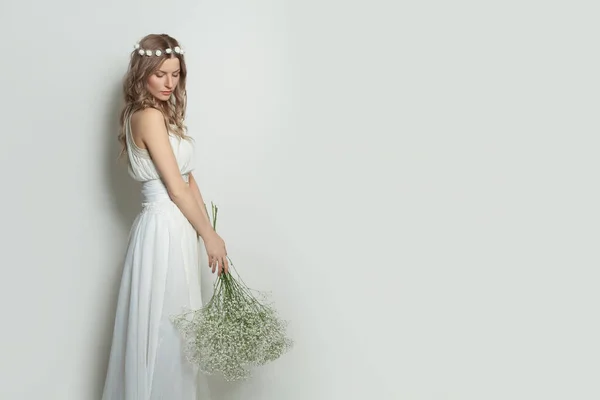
[131,108,166,132]
[130,108,168,149]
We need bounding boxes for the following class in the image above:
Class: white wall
[1,1,599,399]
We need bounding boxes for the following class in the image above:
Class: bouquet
[171,202,293,381]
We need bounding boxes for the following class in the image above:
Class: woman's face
[147,57,181,102]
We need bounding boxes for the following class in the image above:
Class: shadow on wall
[104,86,142,228]
[94,80,142,397]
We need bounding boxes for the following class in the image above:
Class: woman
[101,33,228,399]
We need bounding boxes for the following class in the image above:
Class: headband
[134,42,185,57]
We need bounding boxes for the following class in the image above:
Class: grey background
[0,0,597,399]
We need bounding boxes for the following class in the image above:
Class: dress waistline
[141,174,189,203]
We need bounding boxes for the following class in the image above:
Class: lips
[161,91,172,95]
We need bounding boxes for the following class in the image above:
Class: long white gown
[102,113,204,400]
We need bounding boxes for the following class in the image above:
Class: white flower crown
[134,42,185,57]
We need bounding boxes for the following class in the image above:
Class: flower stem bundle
[171,203,293,381]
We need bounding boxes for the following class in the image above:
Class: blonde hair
[118,33,189,157]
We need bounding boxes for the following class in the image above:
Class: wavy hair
[118,33,189,157]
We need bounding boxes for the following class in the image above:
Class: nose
[165,75,173,89]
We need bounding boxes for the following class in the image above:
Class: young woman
[101,33,228,399]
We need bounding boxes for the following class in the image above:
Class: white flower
[134,43,140,49]
[145,50,152,56]
[155,50,162,56]
[174,46,181,54]
[165,48,172,54]
[138,49,145,55]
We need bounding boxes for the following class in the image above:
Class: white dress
[102,113,204,400]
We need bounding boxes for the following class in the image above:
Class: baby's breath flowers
[171,203,293,381]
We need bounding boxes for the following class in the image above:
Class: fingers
[213,256,228,276]
[208,248,228,276]
[210,256,217,273]
[223,256,229,274]
[211,256,223,276]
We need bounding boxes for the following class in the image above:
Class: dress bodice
[124,112,194,182]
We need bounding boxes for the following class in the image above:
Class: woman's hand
[203,231,229,275]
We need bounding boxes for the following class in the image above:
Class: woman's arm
[188,172,211,228]
[134,108,213,238]
[132,108,228,274]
